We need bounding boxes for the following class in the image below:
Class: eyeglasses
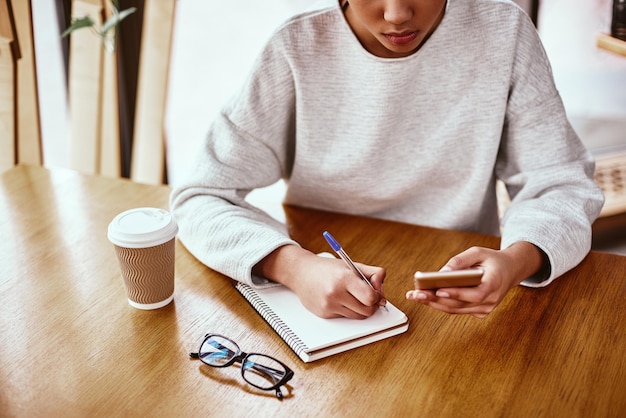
[189,333,294,399]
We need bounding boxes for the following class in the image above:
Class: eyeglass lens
[198,335,239,366]
[242,354,289,390]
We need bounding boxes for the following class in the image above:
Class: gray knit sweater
[170,0,604,289]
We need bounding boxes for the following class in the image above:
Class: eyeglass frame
[189,333,294,400]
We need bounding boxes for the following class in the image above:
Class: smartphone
[413,268,484,290]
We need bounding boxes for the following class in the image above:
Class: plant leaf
[101,7,137,36]
[117,7,137,21]
[61,16,95,37]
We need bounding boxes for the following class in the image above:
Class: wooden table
[1,165,625,417]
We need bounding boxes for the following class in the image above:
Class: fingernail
[437,291,450,298]
[439,266,452,272]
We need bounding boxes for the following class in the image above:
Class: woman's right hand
[253,245,386,319]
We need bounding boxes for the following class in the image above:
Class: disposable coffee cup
[107,207,178,310]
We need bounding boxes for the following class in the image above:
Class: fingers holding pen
[323,231,387,311]
[358,263,386,290]
[255,243,385,319]
[338,262,384,307]
[356,263,387,306]
[314,263,381,318]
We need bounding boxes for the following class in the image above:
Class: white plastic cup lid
[107,207,178,248]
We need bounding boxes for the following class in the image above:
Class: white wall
[538,0,626,154]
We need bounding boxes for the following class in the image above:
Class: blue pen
[323,231,388,310]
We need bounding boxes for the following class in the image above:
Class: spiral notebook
[235,282,409,362]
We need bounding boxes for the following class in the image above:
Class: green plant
[61,1,136,52]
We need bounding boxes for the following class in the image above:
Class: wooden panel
[0,0,19,173]
[67,0,104,174]
[597,33,626,57]
[13,0,42,166]
[130,0,176,184]
[99,2,121,177]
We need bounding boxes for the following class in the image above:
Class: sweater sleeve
[496,16,604,286]
[169,35,299,288]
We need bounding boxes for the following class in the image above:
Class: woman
[170,0,603,318]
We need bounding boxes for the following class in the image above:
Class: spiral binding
[235,283,309,357]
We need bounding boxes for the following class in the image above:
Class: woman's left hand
[406,242,545,318]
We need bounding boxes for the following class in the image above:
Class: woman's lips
[384,31,418,45]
